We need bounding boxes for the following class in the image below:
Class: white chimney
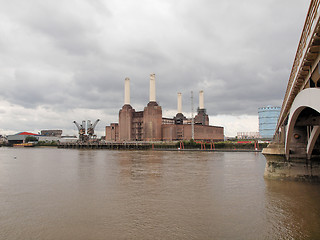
[177,92,182,113]
[124,77,130,105]
[199,90,204,109]
[149,73,156,102]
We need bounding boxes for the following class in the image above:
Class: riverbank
[154,148,262,152]
[3,140,268,151]
[57,140,267,151]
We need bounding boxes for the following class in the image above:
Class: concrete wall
[38,136,60,142]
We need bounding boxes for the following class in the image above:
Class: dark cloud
[0,0,310,135]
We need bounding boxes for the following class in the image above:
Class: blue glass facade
[258,106,281,139]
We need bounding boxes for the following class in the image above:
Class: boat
[13,143,35,147]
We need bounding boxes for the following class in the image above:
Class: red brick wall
[161,124,224,141]
[119,104,134,141]
[106,123,119,142]
[143,102,162,141]
[161,125,176,141]
[194,125,224,141]
[132,111,144,141]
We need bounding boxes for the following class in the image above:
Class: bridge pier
[263,143,320,182]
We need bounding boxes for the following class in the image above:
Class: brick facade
[143,102,162,141]
[161,124,224,142]
[105,123,119,141]
[106,101,224,142]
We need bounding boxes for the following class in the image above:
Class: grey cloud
[0,0,310,134]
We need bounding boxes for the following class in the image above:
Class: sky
[0,0,310,137]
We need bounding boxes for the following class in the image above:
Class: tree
[25,136,38,143]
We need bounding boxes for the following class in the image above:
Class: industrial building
[7,130,66,145]
[106,74,224,142]
[7,132,40,144]
[258,106,281,139]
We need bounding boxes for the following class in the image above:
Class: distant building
[39,130,65,142]
[38,136,61,142]
[106,75,224,142]
[258,106,281,139]
[237,132,260,139]
[41,130,62,137]
[7,132,39,144]
[59,136,78,143]
[7,131,66,144]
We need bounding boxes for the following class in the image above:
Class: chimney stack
[149,73,156,102]
[177,92,182,113]
[124,77,130,105]
[199,90,204,109]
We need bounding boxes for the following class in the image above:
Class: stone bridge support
[263,88,320,181]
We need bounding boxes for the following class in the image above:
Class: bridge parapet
[278,0,320,130]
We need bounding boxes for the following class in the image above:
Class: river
[0,147,319,239]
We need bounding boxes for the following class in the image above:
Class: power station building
[106,74,224,142]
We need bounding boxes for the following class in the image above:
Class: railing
[277,0,320,130]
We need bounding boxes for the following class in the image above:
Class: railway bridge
[263,0,320,181]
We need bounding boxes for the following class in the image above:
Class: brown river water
[0,147,319,240]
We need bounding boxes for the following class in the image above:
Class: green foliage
[36,141,58,147]
[189,139,195,145]
[25,136,38,143]
[153,140,268,150]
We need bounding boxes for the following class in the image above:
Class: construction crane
[73,121,86,141]
[87,119,100,138]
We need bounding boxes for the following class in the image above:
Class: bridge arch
[285,88,320,159]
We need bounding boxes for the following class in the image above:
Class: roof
[16,132,39,136]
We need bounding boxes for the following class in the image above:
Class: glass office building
[258,106,281,139]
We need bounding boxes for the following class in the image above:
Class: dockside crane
[87,119,100,138]
[73,121,86,141]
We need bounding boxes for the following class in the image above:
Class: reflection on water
[265,180,320,239]
[118,151,164,180]
[0,148,319,239]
